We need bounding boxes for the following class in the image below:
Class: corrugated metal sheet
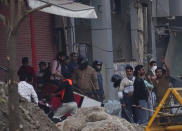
[33,12,56,67]
[0,9,56,81]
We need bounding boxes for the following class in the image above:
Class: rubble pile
[104,100,121,116]
[57,107,144,131]
[0,82,59,131]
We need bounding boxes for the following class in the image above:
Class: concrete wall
[91,0,115,100]
[111,0,132,62]
[169,0,182,16]
[152,0,170,17]
[166,32,182,77]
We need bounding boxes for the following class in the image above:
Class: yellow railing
[145,88,182,131]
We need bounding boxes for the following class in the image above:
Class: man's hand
[132,104,142,108]
[122,104,126,108]
[136,104,142,108]
[161,56,165,64]
[151,75,157,80]
[128,92,133,96]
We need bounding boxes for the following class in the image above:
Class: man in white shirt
[119,65,135,123]
[18,74,38,104]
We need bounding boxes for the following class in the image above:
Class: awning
[28,0,97,19]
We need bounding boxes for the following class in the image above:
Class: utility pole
[91,0,115,100]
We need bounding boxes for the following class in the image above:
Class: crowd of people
[17,52,104,122]
[112,57,170,125]
[16,52,170,125]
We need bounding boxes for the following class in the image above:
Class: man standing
[69,52,78,74]
[93,60,105,101]
[133,65,149,125]
[119,65,135,123]
[17,57,34,82]
[72,57,99,99]
[145,60,157,117]
[36,61,47,96]
[153,57,170,104]
[146,60,157,82]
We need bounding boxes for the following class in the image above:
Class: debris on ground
[104,100,121,116]
[0,82,144,131]
[56,106,144,131]
[0,82,59,131]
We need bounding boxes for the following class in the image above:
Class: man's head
[134,65,145,77]
[70,52,78,62]
[19,73,33,83]
[150,60,157,71]
[39,61,46,71]
[125,65,133,78]
[155,67,163,78]
[150,60,157,67]
[111,74,122,88]
[56,52,66,62]
[22,57,29,66]
[78,57,88,70]
[63,56,70,65]
[93,60,102,72]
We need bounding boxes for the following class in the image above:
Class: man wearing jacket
[120,65,135,123]
[72,57,99,99]
[133,65,149,125]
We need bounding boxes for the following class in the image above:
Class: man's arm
[119,78,125,91]
[31,86,38,104]
[91,70,99,90]
[71,69,77,85]
[161,57,170,77]
[51,60,63,78]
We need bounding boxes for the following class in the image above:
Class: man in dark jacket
[52,79,77,122]
[93,60,104,101]
[133,65,149,125]
[68,52,78,74]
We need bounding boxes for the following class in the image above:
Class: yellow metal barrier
[145,88,182,131]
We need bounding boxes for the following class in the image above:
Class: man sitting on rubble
[18,74,38,105]
[52,77,78,123]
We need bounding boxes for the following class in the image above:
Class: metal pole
[91,0,115,100]
[71,18,76,52]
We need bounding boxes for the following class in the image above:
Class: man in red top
[17,57,35,82]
